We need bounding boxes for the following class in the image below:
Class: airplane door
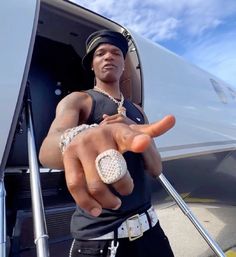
[0,0,39,172]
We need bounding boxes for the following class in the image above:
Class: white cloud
[73,0,236,40]
[72,0,236,86]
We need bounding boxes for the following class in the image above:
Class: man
[39,30,175,257]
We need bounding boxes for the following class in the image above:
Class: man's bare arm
[39,92,90,169]
[39,94,175,217]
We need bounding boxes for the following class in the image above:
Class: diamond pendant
[118,106,126,116]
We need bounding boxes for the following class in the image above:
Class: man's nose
[104,52,114,60]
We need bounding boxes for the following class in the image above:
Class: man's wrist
[59,124,98,153]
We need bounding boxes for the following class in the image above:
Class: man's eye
[95,52,103,56]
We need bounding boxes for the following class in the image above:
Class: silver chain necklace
[93,86,126,116]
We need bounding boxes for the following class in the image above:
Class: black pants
[70,222,174,257]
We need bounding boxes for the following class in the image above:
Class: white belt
[90,206,158,241]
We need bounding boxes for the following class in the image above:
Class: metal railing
[158,173,226,257]
[26,90,50,257]
[0,179,6,257]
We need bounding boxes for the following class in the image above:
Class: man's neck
[94,81,121,98]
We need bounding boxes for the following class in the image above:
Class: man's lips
[102,63,116,70]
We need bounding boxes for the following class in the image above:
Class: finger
[102,114,118,121]
[63,153,102,217]
[112,170,134,195]
[72,127,134,204]
[127,115,175,152]
[92,146,134,196]
[113,125,152,153]
[102,114,109,119]
[101,114,120,125]
[103,116,135,126]
[112,115,175,153]
[78,148,123,210]
[130,115,176,138]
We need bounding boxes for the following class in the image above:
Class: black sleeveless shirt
[71,89,152,239]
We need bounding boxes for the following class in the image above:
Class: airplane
[1,0,236,256]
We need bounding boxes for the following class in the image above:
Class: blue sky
[73,0,236,88]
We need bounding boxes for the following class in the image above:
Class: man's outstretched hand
[63,115,175,217]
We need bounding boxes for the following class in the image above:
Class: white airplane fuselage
[0,0,236,256]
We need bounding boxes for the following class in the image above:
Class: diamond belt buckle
[126,214,143,241]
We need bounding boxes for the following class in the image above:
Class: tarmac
[154,204,236,257]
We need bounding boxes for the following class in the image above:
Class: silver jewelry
[95,149,127,184]
[59,124,98,153]
[93,86,126,116]
[108,240,119,257]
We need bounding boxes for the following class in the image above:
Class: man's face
[91,43,125,83]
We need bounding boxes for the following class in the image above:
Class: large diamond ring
[95,149,127,184]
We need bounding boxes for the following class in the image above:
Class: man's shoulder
[61,91,90,103]
[66,91,90,100]
[57,91,91,111]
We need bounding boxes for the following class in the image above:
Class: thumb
[113,125,152,153]
[130,115,176,138]
[112,115,175,154]
[129,134,152,152]
[102,114,109,119]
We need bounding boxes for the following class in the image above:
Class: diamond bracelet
[59,124,98,154]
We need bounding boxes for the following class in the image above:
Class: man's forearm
[39,133,64,170]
